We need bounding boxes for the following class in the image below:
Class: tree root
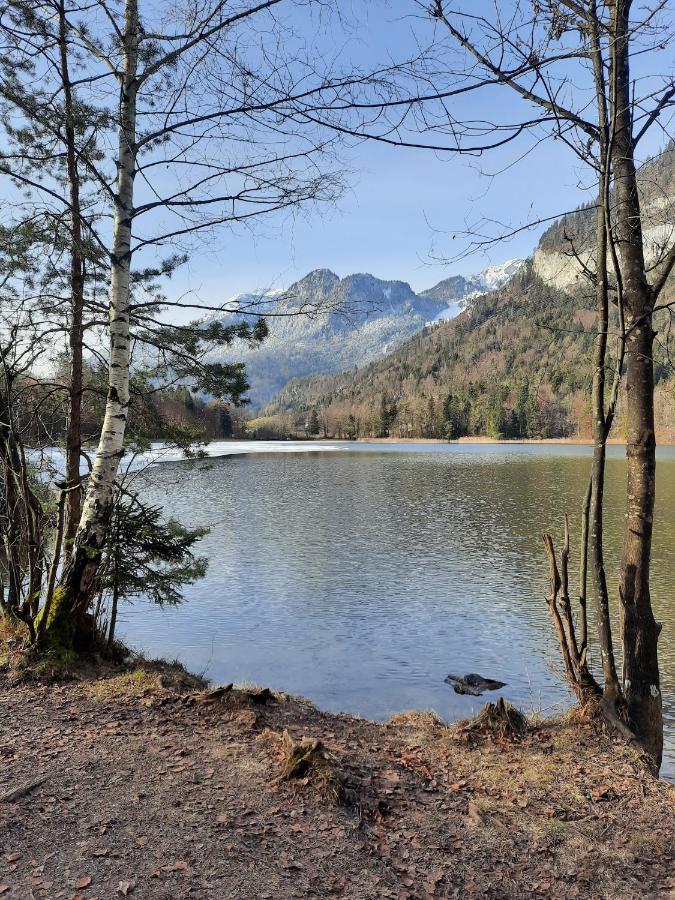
[183,684,233,706]
[459,698,527,743]
[276,730,342,801]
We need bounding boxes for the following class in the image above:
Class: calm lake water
[119,442,675,778]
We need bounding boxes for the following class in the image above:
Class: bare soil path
[0,663,673,899]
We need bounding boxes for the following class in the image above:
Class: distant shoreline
[357,436,675,446]
[355,436,624,446]
[233,434,675,447]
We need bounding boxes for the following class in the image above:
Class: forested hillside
[203,269,447,405]
[258,264,675,441]
[19,367,239,448]
[255,145,675,442]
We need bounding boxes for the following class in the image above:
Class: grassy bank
[0,651,673,899]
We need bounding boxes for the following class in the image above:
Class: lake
[118,441,675,778]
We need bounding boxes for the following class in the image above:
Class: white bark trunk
[76,0,138,547]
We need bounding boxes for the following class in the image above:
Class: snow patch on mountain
[421,258,526,324]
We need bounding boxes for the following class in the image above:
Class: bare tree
[0,0,429,652]
[413,0,672,769]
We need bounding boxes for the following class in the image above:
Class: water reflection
[118,443,675,778]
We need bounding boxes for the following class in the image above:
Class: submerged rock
[444,673,507,696]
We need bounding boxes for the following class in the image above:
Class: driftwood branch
[558,516,581,667]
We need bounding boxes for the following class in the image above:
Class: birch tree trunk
[39,0,139,652]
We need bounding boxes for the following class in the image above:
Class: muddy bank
[0,661,673,899]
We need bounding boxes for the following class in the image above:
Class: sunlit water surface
[117,442,675,778]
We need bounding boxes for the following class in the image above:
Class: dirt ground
[0,661,673,900]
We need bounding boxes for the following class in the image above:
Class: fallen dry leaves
[0,665,672,899]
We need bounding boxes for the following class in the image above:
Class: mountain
[420,258,526,320]
[258,254,675,442]
[202,269,451,406]
[258,264,599,438]
[422,259,526,303]
[251,145,675,439]
[205,262,526,406]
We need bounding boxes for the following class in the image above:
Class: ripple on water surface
[116,441,675,779]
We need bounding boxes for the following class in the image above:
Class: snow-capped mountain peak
[420,258,526,323]
[478,258,526,291]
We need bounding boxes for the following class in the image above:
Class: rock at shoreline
[444,673,507,696]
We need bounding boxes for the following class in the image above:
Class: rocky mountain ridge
[205,261,525,405]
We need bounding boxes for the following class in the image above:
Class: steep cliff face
[532,247,590,292]
[533,145,675,292]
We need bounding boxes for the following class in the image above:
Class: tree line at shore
[255,268,675,444]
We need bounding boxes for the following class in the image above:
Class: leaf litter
[0,663,672,898]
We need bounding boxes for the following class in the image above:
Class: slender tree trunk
[585,8,622,699]
[58,0,86,565]
[610,0,662,768]
[0,385,43,640]
[18,440,43,617]
[0,398,25,616]
[108,578,119,647]
[36,489,66,643]
[39,0,139,652]
[577,478,591,653]
[588,189,621,700]
[619,318,661,764]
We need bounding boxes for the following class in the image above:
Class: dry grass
[387,709,445,728]
[84,667,163,699]
[1,655,673,899]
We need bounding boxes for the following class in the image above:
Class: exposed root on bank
[276,730,344,802]
[183,684,234,706]
[458,697,528,743]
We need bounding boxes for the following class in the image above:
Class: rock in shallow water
[444,673,507,696]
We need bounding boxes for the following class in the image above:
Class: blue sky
[171,134,583,302]
[155,0,673,308]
